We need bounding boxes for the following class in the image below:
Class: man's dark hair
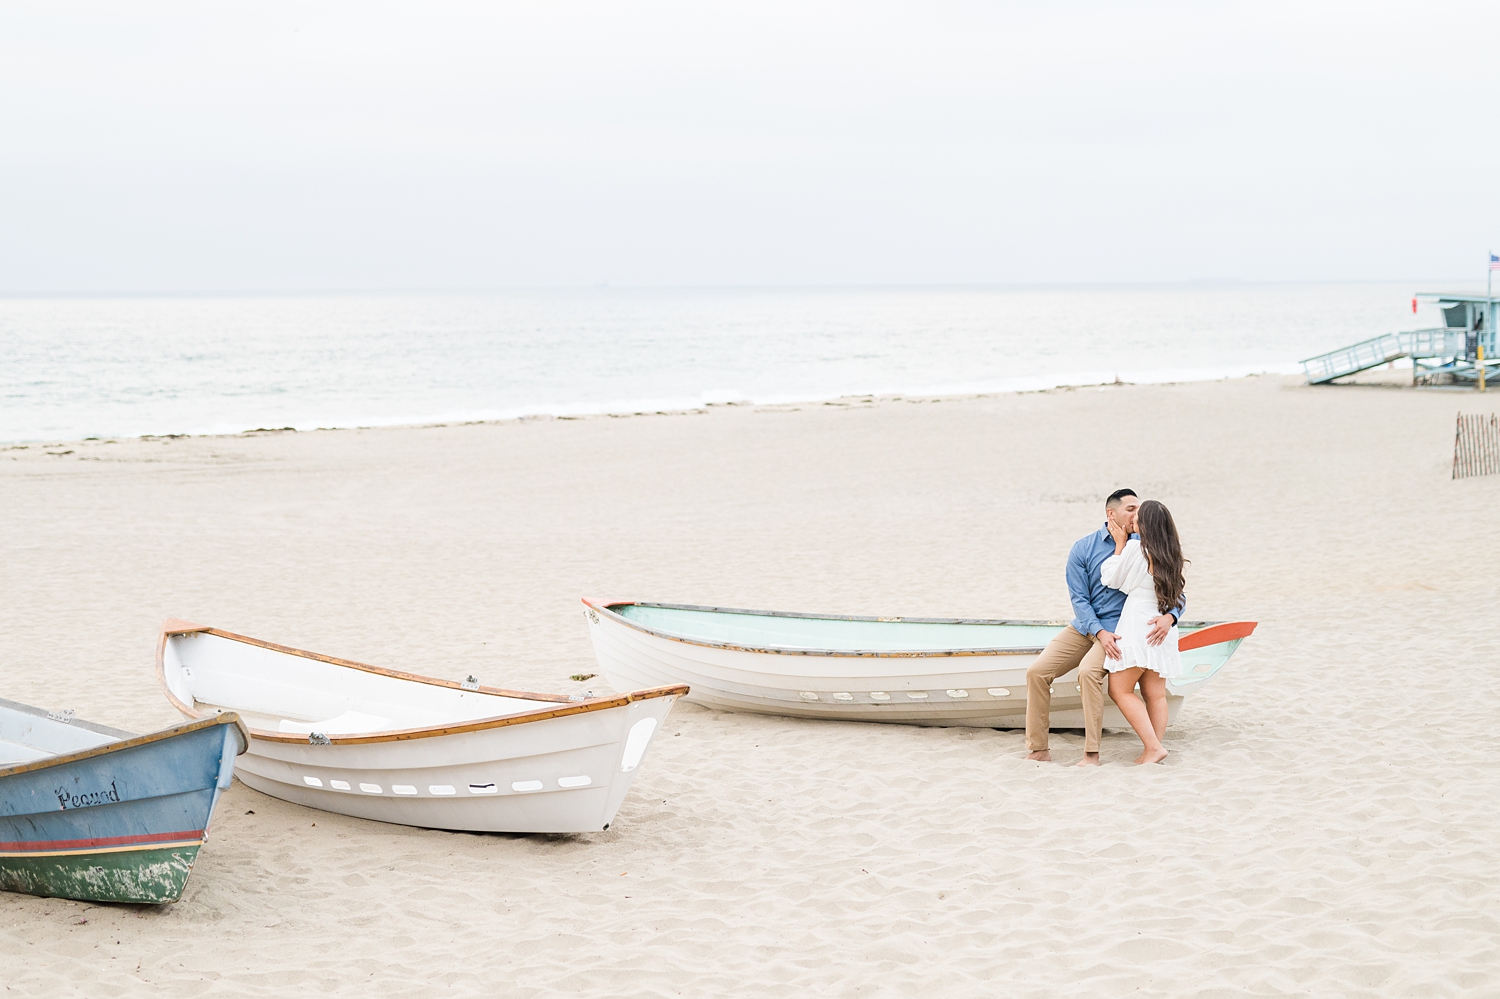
[1105,488,1138,508]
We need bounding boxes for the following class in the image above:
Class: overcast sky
[1,2,1496,292]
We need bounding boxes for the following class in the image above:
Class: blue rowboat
[0,699,247,904]
[583,600,1257,730]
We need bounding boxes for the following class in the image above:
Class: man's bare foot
[1134,747,1168,765]
[1075,752,1101,767]
[1025,750,1052,762]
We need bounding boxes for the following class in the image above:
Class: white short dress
[1099,539,1182,678]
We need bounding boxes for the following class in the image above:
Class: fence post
[1455,412,1463,479]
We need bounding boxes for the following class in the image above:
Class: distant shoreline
[0,369,1318,449]
[7,369,1456,453]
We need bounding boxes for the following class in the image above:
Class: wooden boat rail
[584,599,1254,658]
[157,620,689,747]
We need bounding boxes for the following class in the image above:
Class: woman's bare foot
[1026,750,1052,761]
[1134,747,1168,765]
[1075,752,1101,767]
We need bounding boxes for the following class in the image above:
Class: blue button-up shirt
[1067,523,1184,637]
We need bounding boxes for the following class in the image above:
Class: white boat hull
[584,600,1255,731]
[159,623,684,834]
[229,697,673,833]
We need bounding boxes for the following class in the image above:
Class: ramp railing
[1301,333,1406,384]
[1302,328,1470,384]
[1403,328,1466,358]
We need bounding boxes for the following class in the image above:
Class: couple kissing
[1025,488,1188,766]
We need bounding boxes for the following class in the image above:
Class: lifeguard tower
[1301,293,1498,386]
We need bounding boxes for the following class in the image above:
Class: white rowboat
[583,600,1256,730]
[158,620,686,834]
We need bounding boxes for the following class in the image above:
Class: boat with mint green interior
[583,599,1256,730]
[0,700,247,904]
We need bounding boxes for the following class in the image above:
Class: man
[1024,488,1182,766]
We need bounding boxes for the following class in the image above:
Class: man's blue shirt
[1067,523,1184,637]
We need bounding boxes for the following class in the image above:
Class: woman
[1100,499,1186,765]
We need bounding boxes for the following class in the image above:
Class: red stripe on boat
[0,829,204,852]
[1178,621,1257,652]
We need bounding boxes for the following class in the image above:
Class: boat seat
[277,710,395,736]
[0,739,53,766]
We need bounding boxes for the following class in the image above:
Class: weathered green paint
[0,846,201,904]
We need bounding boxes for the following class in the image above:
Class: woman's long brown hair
[1136,499,1186,614]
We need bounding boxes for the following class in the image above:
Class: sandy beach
[2,373,1496,997]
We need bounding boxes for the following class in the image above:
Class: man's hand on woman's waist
[1145,614,1175,646]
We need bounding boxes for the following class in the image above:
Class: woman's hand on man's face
[1106,515,1128,549]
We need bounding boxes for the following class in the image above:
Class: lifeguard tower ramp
[1302,333,1409,384]
[1302,294,1497,386]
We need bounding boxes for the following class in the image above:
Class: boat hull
[230,695,677,833]
[0,715,245,904]
[584,600,1254,730]
[159,625,684,834]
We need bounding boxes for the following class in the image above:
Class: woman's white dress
[1100,539,1183,678]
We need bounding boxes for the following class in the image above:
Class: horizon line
[0,278,1487,299]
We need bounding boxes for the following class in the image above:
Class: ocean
[0,283,1426,443]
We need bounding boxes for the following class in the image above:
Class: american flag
[1492,253,1500,271]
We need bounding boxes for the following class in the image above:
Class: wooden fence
[1453,412,1500,479]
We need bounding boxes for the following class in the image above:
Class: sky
[1,1,1497,292]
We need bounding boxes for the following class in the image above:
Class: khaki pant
[1025,625,1109,753]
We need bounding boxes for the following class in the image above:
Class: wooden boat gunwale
[157,620,689,747]
[583,599,1255,658]
[0,707,247,780]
